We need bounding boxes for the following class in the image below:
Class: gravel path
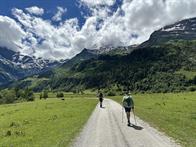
[72,99,180,147]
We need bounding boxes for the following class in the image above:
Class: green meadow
[111,92,196,147]
[0,94,97,147]
[0,92,195,147]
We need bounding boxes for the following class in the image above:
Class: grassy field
[111,92,196,147]
[0,94,97,147]
[0,91,195,147]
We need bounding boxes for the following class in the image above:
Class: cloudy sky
[0,0,196,60]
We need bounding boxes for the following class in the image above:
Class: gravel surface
[72,99,181,147]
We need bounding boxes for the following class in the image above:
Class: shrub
[6,130,12,136]
[1,89,16,104]
[10,122,21,128]
[16,90,25,99]
[27,95,35,101]
[193,76,196,84]
[0,88,35,104]
[107,91,116,96]
[72,89,77,94]
[40,93,43,99]
[14,87,20,98]
[24,88,35,101]
[56,92,64,98]
[0,93,4,104]
[43,90,48,99]
[188,86,196,92]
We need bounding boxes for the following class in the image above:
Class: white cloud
[25,6,44,16]
[78,0,196,47]
[118,0,196,44]
[12,8,79,59]
[52,7,67,22]
[0,15,25,51]
[1,0,196,60]
[80,0,116,7]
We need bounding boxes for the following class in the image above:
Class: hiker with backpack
[122,91,135,126]
[97,90,104,108]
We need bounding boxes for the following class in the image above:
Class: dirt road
[72,99,180,147]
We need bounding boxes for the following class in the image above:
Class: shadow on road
[128,124,143,130]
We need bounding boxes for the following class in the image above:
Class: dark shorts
[124,107,132,112]
[99,98,103,102]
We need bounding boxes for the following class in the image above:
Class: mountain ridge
[140,17,196,47]
[0,47,64,85]
[2,16,196,92]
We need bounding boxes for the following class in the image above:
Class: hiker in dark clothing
[97,91,104,108]
[122,91,134,126]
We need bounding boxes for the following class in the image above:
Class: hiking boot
[128,120,133,126]
[127,121,131,126]
[128,123,134,127]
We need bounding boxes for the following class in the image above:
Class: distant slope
[61,48,98,69]
[61,46,137,70]
[141,17,196,47]
[5,17,196,92]
[65,40,195,92]
[11,40,196,92]
[0,47,64,86]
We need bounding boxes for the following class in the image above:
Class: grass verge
[0,95,97,147]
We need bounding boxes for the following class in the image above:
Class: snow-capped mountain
[141,17,196,47]
[80,45,137,55]
[98,45,138,55]
[161,17,196,32]
[12,53,61,69]
[0,47,64,85]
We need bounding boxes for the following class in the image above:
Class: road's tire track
[107,100,131,147]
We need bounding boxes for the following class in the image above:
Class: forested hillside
[11,40,196,94]
[4,17,196,94]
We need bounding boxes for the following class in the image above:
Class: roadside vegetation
[0,88,34,104]
[111,92,196,147]
[0,93,97,147]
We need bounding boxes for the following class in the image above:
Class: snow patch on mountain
[0,47,66,85]
[162,23,185,32]
[11,52,63,70]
